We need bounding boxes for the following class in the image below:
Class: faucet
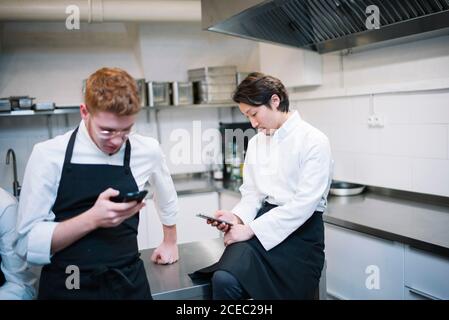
[6,149,21,197]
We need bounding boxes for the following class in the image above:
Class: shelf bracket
[46,115,53,138]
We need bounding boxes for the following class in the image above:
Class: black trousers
[211,270,250,300]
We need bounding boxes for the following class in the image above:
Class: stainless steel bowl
[330,181,366,196]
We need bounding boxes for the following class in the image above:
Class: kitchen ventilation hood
[201,0,449,53]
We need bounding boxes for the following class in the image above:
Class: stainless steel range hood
[201,0,449,53]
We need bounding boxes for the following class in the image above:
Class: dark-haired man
[194,72,333,300]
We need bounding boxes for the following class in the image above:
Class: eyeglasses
[89,117,135,140]
[97,127,135,140]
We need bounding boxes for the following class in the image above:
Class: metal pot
[330,181,366,196]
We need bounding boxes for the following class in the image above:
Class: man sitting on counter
[192,72,333,300]
[15,67,179,300]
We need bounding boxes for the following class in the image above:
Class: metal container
[82,79,87,96]
[0,98,11,112]
[330,181,366,196]
[148,81,171,107]
[9,96,35,110]
[188,65,237,79]
[188,66,237,104]
[136,79,148,107]
[236,72,250,85]
[172,81,193,106]
[192,81,234,104]
[33,102,55,111]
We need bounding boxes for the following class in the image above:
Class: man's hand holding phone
[198,210,240,233]
[88,188,146,228]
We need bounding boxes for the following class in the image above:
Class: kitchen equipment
[219,122,256,182]
[330,181,366,196]
[192,81,234,104]
[148,81,171,107]
[202,0,449,54]
[9,96,35,110]
[172,81,194,106]
[6,149,21,197]
[236,72,250,86]
[188,65,237,80]
[135,79,148,107]
[33,102,55,111]
[0,98,11,112]
[82,79,87,95]
[188,66,237,104]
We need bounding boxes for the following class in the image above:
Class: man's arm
[16,144,60,265]
[151,224,179,264]
[51,188,145,254]
[148,144,179,264]
[0,200,36,300]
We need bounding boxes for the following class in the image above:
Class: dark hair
[232,72,289,112]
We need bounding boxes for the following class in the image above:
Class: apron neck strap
[64,126,132,168]
[63,127,79,166]
[124,139,131,168]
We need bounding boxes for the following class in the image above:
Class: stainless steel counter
[172,175,449,257]
[325,191,449,257]
[141,238,224,300]
[173,174,241,196]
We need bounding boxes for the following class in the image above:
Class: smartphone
[111,190,148,203]
[196,213,233,226]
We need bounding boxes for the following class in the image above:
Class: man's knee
[212,270,237,288]
[211,270,246,300]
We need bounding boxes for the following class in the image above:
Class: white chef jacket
[0,188,36,300]
[16,120,178,265]
[232,111,333,251]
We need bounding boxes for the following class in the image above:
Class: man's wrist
[162,224,177,244]
[81,208,98,231]
[245,224,255,237]
[232,213,243,225]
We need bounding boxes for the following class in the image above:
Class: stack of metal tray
[188,66,237,104]
[147,81,172,107]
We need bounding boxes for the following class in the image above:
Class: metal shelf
[0,107,80,117]
[0,103,237,117]
[154,103,237,110]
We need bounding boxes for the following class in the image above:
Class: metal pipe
[0,0,201,22]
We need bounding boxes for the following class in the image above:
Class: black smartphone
[196,213,233,226]
[111,190,148,203]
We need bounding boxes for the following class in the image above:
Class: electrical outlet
[367,114,384,128]
[375,115,384,128]
[367,115,376,128]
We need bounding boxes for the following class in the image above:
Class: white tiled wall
[290,33,449,197]
[293,89,449,197]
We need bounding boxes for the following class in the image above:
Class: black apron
[38,127,152,300]
[191,201,325,300]
[0,256,5,286]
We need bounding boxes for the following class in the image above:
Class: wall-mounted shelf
[0,107,80,117]
[0,103,237,117]
[0,103,238,141]
[154,103,237,110]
